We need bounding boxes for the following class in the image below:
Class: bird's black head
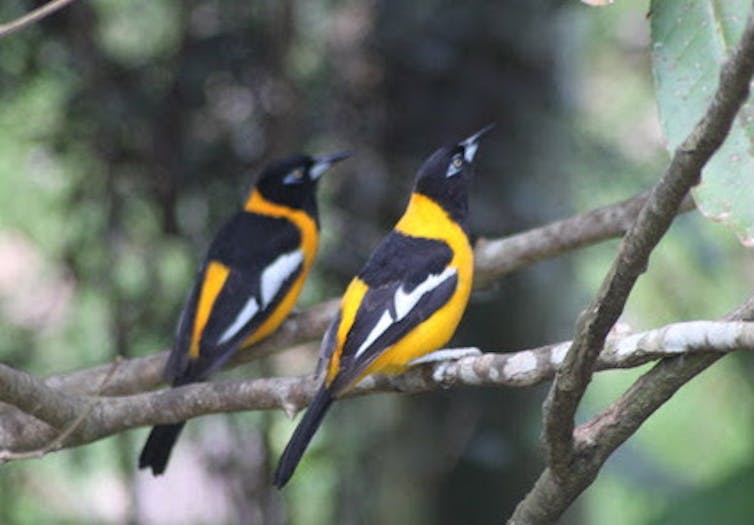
[254,151,351,218]
[414,124,493,224]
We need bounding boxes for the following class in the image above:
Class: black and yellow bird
[273,126,492,488]
[138,151,350,476]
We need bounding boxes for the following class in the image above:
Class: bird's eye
[445,154,465,178]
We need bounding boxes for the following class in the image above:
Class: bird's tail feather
[138,422,186,475]
[273,387,334,488]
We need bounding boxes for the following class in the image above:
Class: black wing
[328,232,457,392]
[166,212,303,383]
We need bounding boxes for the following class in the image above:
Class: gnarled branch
[1,319,753,458]
[38,190,693,400]
[512,2,754,522]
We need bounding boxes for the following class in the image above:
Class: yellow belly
[358,265,472,378]
[344,192,474,388]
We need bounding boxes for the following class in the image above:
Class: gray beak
[458,123,495,162]
[310,150,353,179]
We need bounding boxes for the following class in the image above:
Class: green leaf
[651,0,754,247]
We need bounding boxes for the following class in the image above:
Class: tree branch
[473,192,693,288]
[36,190,693,400]
[508,298,754,525]
[43,299,341,396]
[0,363,79,430]
[1,320,753,457]
[542,0,754,479]
[512,2,754,521]
[0,358,121,462]
[0,0,78,39]
[0,181,696,458]
[576,300,754,504]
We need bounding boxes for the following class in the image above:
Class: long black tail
[273,387,334,488]
[138,422,186,475]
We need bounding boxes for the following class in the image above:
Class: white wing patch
[354,266,457,359]
[218,296,260,344]
[354,311,393,358]
[261,250,304,307]
[216,249,302,345]
[394,266,456,320]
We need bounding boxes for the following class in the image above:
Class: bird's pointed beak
[310,150,353,179]
[458,123,495,162]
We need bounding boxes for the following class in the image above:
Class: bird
[273,125,492,488]
[138,151,350,476]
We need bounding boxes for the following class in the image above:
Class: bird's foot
[407,347,481,367]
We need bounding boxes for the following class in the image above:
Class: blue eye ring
[283,168,306,184]
[446,154,464,178]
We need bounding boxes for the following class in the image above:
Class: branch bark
[511,2,754,521]
[0,0,78,39]
[0,173,697,461]
[2,319,754,458]
[0,364,80,430]
[508,298,754,525]
[37,190,693,400]
[473,192,693,288]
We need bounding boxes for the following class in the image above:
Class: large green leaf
[651,0,754,247]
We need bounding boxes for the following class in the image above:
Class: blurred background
[1,0,753,524]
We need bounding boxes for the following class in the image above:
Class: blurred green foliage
[0,0,752,524]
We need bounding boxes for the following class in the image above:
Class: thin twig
[0,0,78,39]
